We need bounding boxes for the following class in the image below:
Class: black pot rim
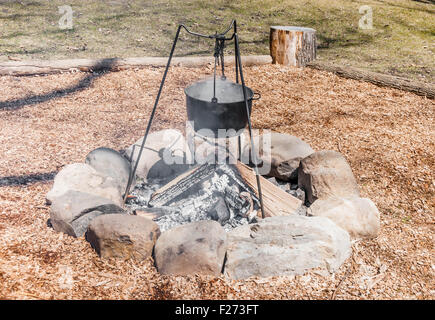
[184,79,254,104]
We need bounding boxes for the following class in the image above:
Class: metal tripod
[123,20,265,219]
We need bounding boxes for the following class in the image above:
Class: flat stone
[85,147,133,192]
[242,132,314,180]
[125,129,192,182]
[46,163,123,206]
[50,191,126,237]
[154,220,227,276]
[224,215,351,279]
[298,150,360,204]
[307,197,380,239]
[86,214,160,260]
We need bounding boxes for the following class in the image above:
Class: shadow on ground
[0,171,57,187]
[0,58,117,111]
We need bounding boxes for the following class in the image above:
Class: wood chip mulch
[0,64,433,300]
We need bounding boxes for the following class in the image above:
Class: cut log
[236,161,302,217]
[149,165,201,203]
[270,26,316,67]
[307,61,435,99]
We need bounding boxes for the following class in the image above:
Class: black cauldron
[185,77,260,138]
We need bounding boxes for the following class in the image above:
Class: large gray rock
[307,197,380,239]
[125,129,192,182]
[298,150,360,204]
[46,163,123,206]
[154,220,227,276]
[85,147,132,192]
[50,191,126,237]
[86,214,160,260]
[242,132,314,180]
[224,215,351,279]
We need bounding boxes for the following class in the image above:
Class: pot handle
[252,92,261,100]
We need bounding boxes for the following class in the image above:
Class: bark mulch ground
[0,64,433,299]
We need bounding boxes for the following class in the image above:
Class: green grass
[0,0,434,82]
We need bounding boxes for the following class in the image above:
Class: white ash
[126,164,259,232]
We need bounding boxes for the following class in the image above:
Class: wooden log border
[0,55,271,76]
[0,55,432,99]
[307,61,434,99]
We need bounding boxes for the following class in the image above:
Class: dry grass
[0,64,434,299]
[0,0,434,82]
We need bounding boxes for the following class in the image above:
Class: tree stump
[270,26,317,67]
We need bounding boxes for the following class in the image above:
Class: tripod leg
[234,21,239,84]
[234,33,265,219]
[123,25,183,202]
[238,135,241,161]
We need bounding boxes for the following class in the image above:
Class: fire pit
[116,20,269,232]
[45,21,380,279]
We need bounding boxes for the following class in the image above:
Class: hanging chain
[214,37,226,79]
[212,36,226,103]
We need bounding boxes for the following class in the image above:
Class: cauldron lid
[184,77,253,104]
